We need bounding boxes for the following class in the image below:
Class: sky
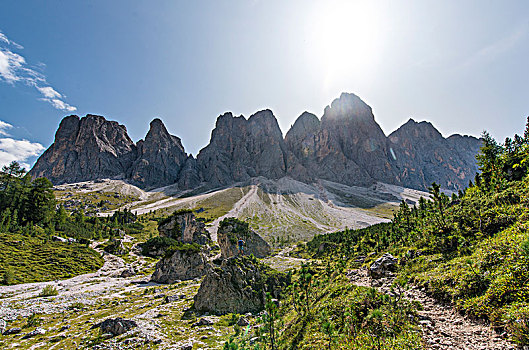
[0,0,528,169]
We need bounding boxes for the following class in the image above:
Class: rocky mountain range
[30,93,481,191]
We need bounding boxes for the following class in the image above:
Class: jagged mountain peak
[390,118,443,140]
[322,92,374,122]
[31,92,481,191]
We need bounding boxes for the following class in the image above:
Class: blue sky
[0,1,528,169]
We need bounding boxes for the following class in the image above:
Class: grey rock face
[29,115,137,184]
[285,93,395,187]
[193,257,288,315]
[388,119,481,191]
[151,248,208,283]
[217,218,271,259]
[158,211,211,245]
[196,110,293,187]
[0,319,5,334]
[369,253,398,279]
[128,119,188,189]
[285,94,481,191]
[30,93,481,192]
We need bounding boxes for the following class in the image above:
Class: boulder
[193,256,289,315]
[217,217,271,259]
[192,317,215,327]
[52,236,67,243]
[95,317,137,336]
[120,266,136,278]
[103,239,128,255]
[158,210,210,245]
[151,247,208,283]
[3,327,21,335]
[237,316,249,327]
[164,295,184,303]
[369,253,398,279]
[22,327,46,339]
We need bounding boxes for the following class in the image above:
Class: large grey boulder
[217,217,271,259]
[94,317,137,336]
[151,247,208,283]
[158,210,210,245]
[369,253,399,279]
[193,256,288,315]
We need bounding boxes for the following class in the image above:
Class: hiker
[238,239,245,256]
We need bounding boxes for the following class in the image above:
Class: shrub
[2,267,15,285]
[39,285,58,297]
[25,313,41,328]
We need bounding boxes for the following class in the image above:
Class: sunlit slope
[54,177,429,244]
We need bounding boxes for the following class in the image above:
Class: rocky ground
[0,242,233,349]
[348,267,519,350]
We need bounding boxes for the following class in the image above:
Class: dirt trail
[348,268,517,350]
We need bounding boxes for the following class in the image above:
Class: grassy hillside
[0,232,103,284]
[297,123,529,345]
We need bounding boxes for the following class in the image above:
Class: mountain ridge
[29,93,481,191]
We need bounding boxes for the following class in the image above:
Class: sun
[309,1,384,88]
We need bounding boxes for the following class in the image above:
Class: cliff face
[196,110,293,187]
[128,118,188,188]
[29,114,137,184]
[387,119,480,191]
[30,93,481,191]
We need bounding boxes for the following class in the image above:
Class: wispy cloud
[0,31,23,50]
[461,21,529,69]
[0,120,13,136]
[0,29,77,112]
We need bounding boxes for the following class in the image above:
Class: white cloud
[37,86,62,99]
[0,120,13,136]
[46,98,77,112]
[0,31,23,50]
[0,29,77,112]
[0,48,25,83]
[0,137,45,170]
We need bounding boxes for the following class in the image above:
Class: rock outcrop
[151,246,208,283]
[193,256,288,315]
[158,210,210,245]
[30,93,481,192]
[217,217,271,258]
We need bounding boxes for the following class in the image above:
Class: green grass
[0,232,104,285]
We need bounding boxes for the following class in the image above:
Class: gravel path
[348,268,518,350]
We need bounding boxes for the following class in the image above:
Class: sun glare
[310,1,383,89]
